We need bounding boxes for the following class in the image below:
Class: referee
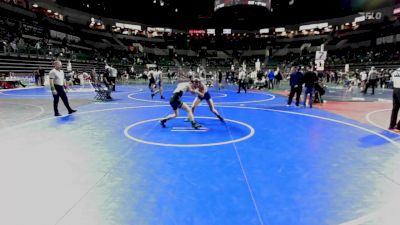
[389,68,400,131]
[105,65,117,91]
[49,60,77,117]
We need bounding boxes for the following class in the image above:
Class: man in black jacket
[287,66,304,107]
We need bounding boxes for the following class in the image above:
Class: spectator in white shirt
[360,70,367,92]
[237,69,247,93]
[10,40,17,53]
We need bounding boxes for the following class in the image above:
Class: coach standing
[49,60,77,117]
[389,68,400,131]
[303,66,318,108]
[287,66,304,107]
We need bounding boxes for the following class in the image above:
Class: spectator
[268,69,275,89]
[10,39,17,53]
[1,39,8,53]
[253,74,266,90]
[17,38,25,53]
[67,60,72,72]
[122,70,129,84]
[65,71,74,88]
[34,40,41,55]
[360,70,368,92]
[38,66,45,86]
[34,70,39,86]
[91,68,99,83]
[275,67,283,89]
[237,68,247,94]
[102,67,113,100]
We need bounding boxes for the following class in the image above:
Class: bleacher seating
[1,0,400,76]
[0,55,129,82]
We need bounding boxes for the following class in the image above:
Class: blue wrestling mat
[0,84,399,225]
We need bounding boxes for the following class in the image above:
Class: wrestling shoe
[160,119,167,128]
[191,122,202,129]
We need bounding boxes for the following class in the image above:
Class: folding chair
[93,83,109,101]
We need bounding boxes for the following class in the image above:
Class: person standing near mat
[191,78,224,122]
[154,67,165,99]
[148,70,157,99]
[217,70,224,90]
[38,66,45,86]
[389,67,400,131]
[49,60,77,117]
[287,66,304,107]
[160,82,203,129]
[302,66,318,108]
[102,67,113,100]
[237,68,247,93]
[274,67,283,89]
[33,69,40,86]
[267,69,275,89]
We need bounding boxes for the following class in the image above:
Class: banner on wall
[50,30,81,42]
[376,34,400,45]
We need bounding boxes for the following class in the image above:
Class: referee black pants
[390,88,400,129]
[109,77,116,91]
[53,85,73,115]
[364,79,377,95]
